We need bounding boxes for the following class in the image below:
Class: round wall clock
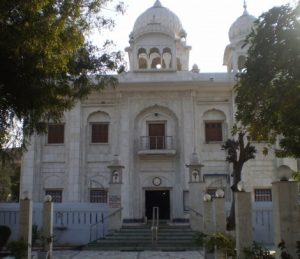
[152,177,162,186]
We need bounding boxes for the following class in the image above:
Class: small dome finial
[154,0,162,8]
[243,0,248,15]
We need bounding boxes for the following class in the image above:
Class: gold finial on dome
[154,0,162,8]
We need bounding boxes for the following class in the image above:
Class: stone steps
[85,223,200,251]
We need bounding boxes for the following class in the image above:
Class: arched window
[162,48,172,69]
[177,58,182,71]
[138,48,148,69]
[149,48,161,69]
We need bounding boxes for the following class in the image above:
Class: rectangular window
[90,189,108,203]
[45,190,62,203]
[254,188,272,202]
[48,124,64,144]
[205,122,223,142]
[91,123,109,143]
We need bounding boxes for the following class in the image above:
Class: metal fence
[0,203,109,245]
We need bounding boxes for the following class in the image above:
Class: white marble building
[20,0,296,224]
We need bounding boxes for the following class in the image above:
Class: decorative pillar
[235,191,252,259]
[186,152,205,231]
[43,195,53,259]
[107,155,124,231]
[213,189,226,233]
[203,194,214,235]
[272,181,300,259]
[212,189,226,259]
[19,192,32,259]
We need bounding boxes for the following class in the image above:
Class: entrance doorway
[145,190,170,220]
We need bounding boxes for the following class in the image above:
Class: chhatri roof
[228,1,256,43]
[131,0,187,40]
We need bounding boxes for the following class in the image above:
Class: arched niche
[138,48,148,69]
[87,111,110,123]
[162,48,172,69]
[177,58,182,71]
[203,109,226,121]
[88,175,109,189]
[134,105,178,149]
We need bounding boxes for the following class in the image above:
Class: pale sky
[95,0,295,72]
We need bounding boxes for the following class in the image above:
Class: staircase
[86,223,200,251]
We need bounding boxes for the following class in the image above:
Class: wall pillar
[19,196,32,259]
[213,191,226,259]
[203,196,214,235]
[272,181,300,259]
[235,192,252,259]
[213,193,226,233]
[186,152,204,231]
[107,155,124,231]
[43,196,53,259]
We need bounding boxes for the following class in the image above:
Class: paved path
[32,250,204,259]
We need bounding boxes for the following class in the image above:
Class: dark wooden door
[148,123,165,149]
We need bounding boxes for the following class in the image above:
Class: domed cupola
[229,7,256,44]
[223,1,256,73]
[125,0,191,72]
[132,0,185,40]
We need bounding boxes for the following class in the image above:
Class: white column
[272,181,300,259]
[67,102,81,201]
[235,192,252,259]
[43,197,53,259]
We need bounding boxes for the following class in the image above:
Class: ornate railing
[139,136,174,150]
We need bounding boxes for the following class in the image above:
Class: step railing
[89,207,123,242]
[151,206,159,244]
[187,207,203,218]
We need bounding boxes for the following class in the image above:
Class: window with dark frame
[45,190,62,203]
[47,124,64,144]
[254,188,272,202]
[205,122,223,142]
[91,123,109,143]
[90,189,108,203]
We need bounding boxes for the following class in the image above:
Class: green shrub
[0,225,11,250]
[244,241,274,258]
[205,232,236,257]
[193,232,207,248]
[7,238,28,259]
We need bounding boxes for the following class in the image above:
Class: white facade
[20,0,296,224]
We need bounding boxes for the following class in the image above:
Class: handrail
[187,207,203,218]
[140,136,174,150]
[151,206,159,244]
[89,207,123,242]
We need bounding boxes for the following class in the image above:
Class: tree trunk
[226,167,241,231]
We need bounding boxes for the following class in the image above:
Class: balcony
[137,136,176,156]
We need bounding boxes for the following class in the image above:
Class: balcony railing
[138,136,175,154]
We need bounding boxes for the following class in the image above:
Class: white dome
[131,0,186,40]
[229,9,256,43]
